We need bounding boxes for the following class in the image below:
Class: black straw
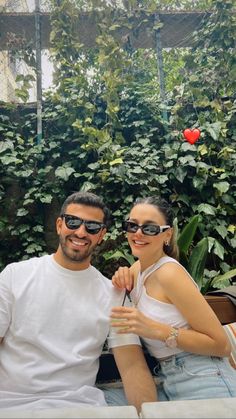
[121,289,130,306]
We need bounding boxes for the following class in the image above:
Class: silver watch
[165,327,179,348]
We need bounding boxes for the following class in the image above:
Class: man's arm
[112,344,157,412]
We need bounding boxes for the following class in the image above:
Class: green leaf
[207,237,215,253]
[174,167,187,183]
[156,175,168,184]
[178,250,189,271]
[17,208,28,216]
[213,182,230,195]
[87,163,99,170]
[213,240,225,260]
[109,158,123,166]
[104,250,135,266]
[1,156,22,165]
[193,177,206,190]
[18,225,30,233]
[177,215,199,255]
[210,277,231,290]
[25,244,43,254]
[181,143,197,152]
[210,268,236,289]
[132,167,144,174]
[40,194,53,204]
[188,238,209,290]
[198,144,208,155]
[215,225,228,239]
[33,225,44,232]
[20,169,34,177]
[15,74,25,82]
[179,156,194,165]
[230,238,236,248]
[197,204,216,215]
[0,140,14,153]
[81,182,95,192]
[205,122,222,141]
[72,119,83,130]
[55,166,75,181]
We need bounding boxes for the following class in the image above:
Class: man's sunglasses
[61,214,106,235]
[122,220,170,236]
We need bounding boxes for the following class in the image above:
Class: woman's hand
[112,266,134,291]
[110,306,164,340]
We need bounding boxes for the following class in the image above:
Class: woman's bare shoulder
[155,260,193,286]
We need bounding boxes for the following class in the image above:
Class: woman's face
[126,203,172,263]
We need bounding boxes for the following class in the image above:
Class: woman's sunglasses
[61,214,106,235]
[122,220,170,236]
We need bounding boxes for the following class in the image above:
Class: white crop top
[130,256,199,359]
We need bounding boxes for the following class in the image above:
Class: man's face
[55,203,106,270]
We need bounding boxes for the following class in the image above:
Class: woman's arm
[111,263,231,358]
[157,263,231,357]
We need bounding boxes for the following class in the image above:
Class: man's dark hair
[60,191,111,227]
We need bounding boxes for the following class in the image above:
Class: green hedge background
[0,0,235,286]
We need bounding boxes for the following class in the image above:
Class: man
[0,191,157,411]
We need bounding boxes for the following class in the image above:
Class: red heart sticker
[183,128,201,144]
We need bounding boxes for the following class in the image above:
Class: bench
[1,399,236,418]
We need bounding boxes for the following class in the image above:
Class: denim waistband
[158,351,184,361]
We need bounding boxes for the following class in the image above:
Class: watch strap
[165,327,179,347]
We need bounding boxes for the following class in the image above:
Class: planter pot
[205,295,236,325]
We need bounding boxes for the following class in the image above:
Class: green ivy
[0,0,235,285]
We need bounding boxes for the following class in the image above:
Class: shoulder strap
[141,256,179,281]
[140,256,199,289]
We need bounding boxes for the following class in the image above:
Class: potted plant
[176,215,236,324]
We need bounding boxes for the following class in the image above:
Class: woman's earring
[163,240,170,254]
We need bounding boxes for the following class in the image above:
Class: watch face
[166,335,178,348]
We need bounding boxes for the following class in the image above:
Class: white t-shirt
[0,255,140,410]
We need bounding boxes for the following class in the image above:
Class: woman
[111,196,236,401]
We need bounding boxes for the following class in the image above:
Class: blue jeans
[102,386,128,406]
[103,352,236,405]
[155,352,236,400]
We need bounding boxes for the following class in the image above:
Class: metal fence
[0,1,213,105]
[0,0,51,103]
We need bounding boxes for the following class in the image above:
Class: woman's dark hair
[60,191,111,228]
[132,196,179,260]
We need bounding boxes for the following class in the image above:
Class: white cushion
[141,398,236,418]
[0,406,139,418]
[223,322,236,369]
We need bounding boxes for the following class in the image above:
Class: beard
[58,234,95,263]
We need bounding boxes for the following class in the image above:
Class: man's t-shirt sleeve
[0,265,13,337]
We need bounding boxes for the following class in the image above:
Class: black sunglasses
[61,214,106,235]
[122,220,170,236]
